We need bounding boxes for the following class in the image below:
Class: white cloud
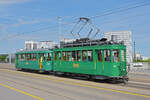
[0,0,32,4]
[12,18,40,27]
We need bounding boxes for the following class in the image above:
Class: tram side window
[31,53,37,61]
[66,51,71,61]
[82,51,87,61]
[25,54,31,61]
[47,53,51,61]
[88,51,93,61]
[21,54,25,61]
[72,51,76,61]
[97,50,102,62]
[113,50,119,62]
[30,54,33,61]
[62,52,66,61]
[104,50,111,62]
[54,52,57,61]
[58,52,61,60]
[25,54,27,60]
[18,54,22,60]
[77,51,81,61]
[121,50,125,62]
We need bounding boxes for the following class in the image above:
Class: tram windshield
[104,50,111,62]
[113,50,119,62]
[121,50,125,62]
[97,50,102,62]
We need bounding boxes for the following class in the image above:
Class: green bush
[134,59,150,62]
[0,55,8,62]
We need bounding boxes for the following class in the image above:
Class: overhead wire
[0,21,75,40]
[90,0,150,19]
[1,0,150,40]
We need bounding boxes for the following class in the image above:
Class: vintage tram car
[15,38,128,82]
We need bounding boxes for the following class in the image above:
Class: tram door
[39,53,44,70]
[44,53,52,70]
[96,50,104,74]
[39,53,52,71]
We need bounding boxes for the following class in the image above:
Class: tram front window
[88,51,93,61]
[121,50,125,62]
[113,50,119,62]
[97,50,102,62]
[104,50,111,62]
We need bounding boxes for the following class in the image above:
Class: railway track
[0,72,77,100]
[1,67,150,100]
[126,81,150,90]
[0,67,150,91]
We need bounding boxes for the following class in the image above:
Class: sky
[0,0,150,57]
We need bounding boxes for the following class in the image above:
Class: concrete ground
[0,63,150,100]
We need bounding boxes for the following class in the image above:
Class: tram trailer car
[53,44,128,81]
[15,49,53,72]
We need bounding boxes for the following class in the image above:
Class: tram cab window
[104,50,111,62]
[82,51,87,61]
[88,51,93,61]
[72,51,76,61]
[113,50,119,62]
[121,50,125,62]
[62,52,66,61]
[47,53,51,61]
[77,51,81,61]
[97,50,102,62]
[66,51,71,61]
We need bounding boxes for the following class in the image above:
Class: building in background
[25,40,38,50]
[60,38,76,48]
[142,56,149,60]
[25,40,57,50]
[38,41,57,49]
[134,52,150,61]
[135,52,142,60]
[6,53,15,63]
[104,31,133,65]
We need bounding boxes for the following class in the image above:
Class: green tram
[15,49,53,72]
[15,38,128,82]
[53,39,128,81]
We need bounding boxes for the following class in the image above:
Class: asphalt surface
[0,86,36,100]
[0,63,150,100]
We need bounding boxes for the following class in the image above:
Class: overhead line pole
[58,16,62,41]
[134,41,136,61]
